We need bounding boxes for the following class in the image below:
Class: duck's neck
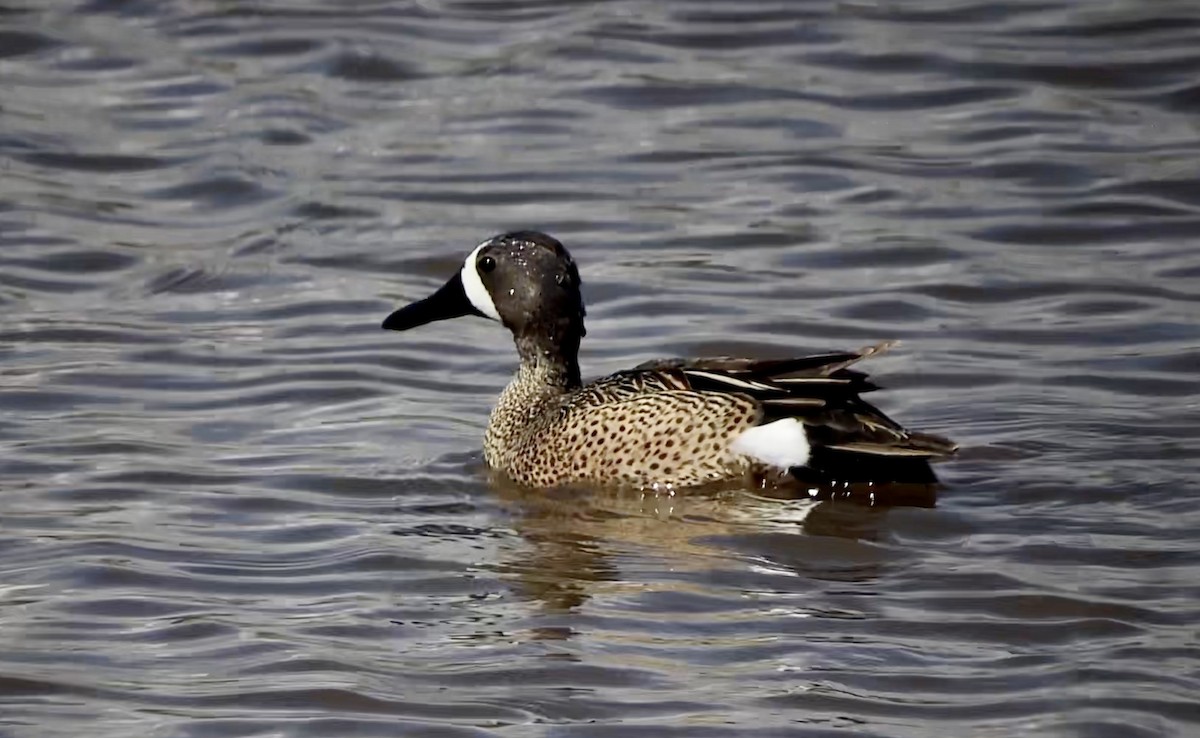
[513,331,582,392]
[484,330,582,466]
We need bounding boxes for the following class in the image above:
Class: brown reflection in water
[487,472,936,615]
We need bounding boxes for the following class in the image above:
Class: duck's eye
[479,256,496,273]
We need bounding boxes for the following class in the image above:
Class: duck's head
[382,231,586,343]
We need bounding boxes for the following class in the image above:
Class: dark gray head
[382,231,586,349]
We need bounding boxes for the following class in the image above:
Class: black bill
[382,272,483,332]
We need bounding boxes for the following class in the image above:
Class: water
[2,1,1199,736]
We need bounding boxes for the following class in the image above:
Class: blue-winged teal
[383,231,957,489]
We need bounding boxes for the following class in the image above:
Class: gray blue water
[2,1,1199,736]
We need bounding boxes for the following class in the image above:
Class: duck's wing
[597,341,956,460]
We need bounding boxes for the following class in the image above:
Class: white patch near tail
[730,418,812,469]
[461,241,501,321]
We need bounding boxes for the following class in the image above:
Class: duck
[382,231,957,489]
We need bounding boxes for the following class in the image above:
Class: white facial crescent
[461,241,501,321]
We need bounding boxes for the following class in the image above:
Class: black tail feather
[795,447,941,485]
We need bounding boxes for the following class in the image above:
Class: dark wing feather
[629,341,957,461]
[566,365,689,409]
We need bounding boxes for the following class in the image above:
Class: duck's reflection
[487,473,936,615]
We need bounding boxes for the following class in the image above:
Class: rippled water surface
[3,1,1199,736]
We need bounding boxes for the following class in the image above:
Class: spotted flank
[382,231,957,489]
